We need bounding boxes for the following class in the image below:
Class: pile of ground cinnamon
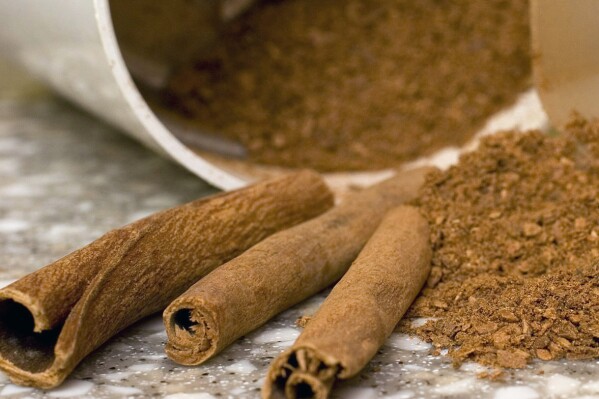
[403,116,599,369]
[164,0,531,171]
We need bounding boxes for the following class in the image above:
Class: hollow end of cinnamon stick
[164,301,219,365]
[265,347,338,399]
[0,299,60,378]
[285,372,330,399]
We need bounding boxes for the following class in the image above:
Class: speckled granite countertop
[1,69,599,399]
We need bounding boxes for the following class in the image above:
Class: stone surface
[0,78,597,398]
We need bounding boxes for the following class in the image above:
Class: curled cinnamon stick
[163,167,433,366]
[0,171,332,388]
[263,206,432,399]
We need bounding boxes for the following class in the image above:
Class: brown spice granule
[403,116,599,369]
[295,315,312,329]
[164,0,531,171]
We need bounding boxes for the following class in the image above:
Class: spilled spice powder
[402,116,599,369]
[164,0,531,171]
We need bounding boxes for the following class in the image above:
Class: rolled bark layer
[263,205,432,399]
[0,171,332,388]
[163,167,433,366]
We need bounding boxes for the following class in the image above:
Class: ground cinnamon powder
[403,116,599,370]
[164,0,531,171]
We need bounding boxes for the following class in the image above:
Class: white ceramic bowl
[0,0,593,190]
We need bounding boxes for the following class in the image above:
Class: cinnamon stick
[163,167,433,366]
[263,206,432,399]
[0,171,332,389]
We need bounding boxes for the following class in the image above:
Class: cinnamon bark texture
[163,167,432,366]
[263,206,432,399]
[0,171,332,389]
